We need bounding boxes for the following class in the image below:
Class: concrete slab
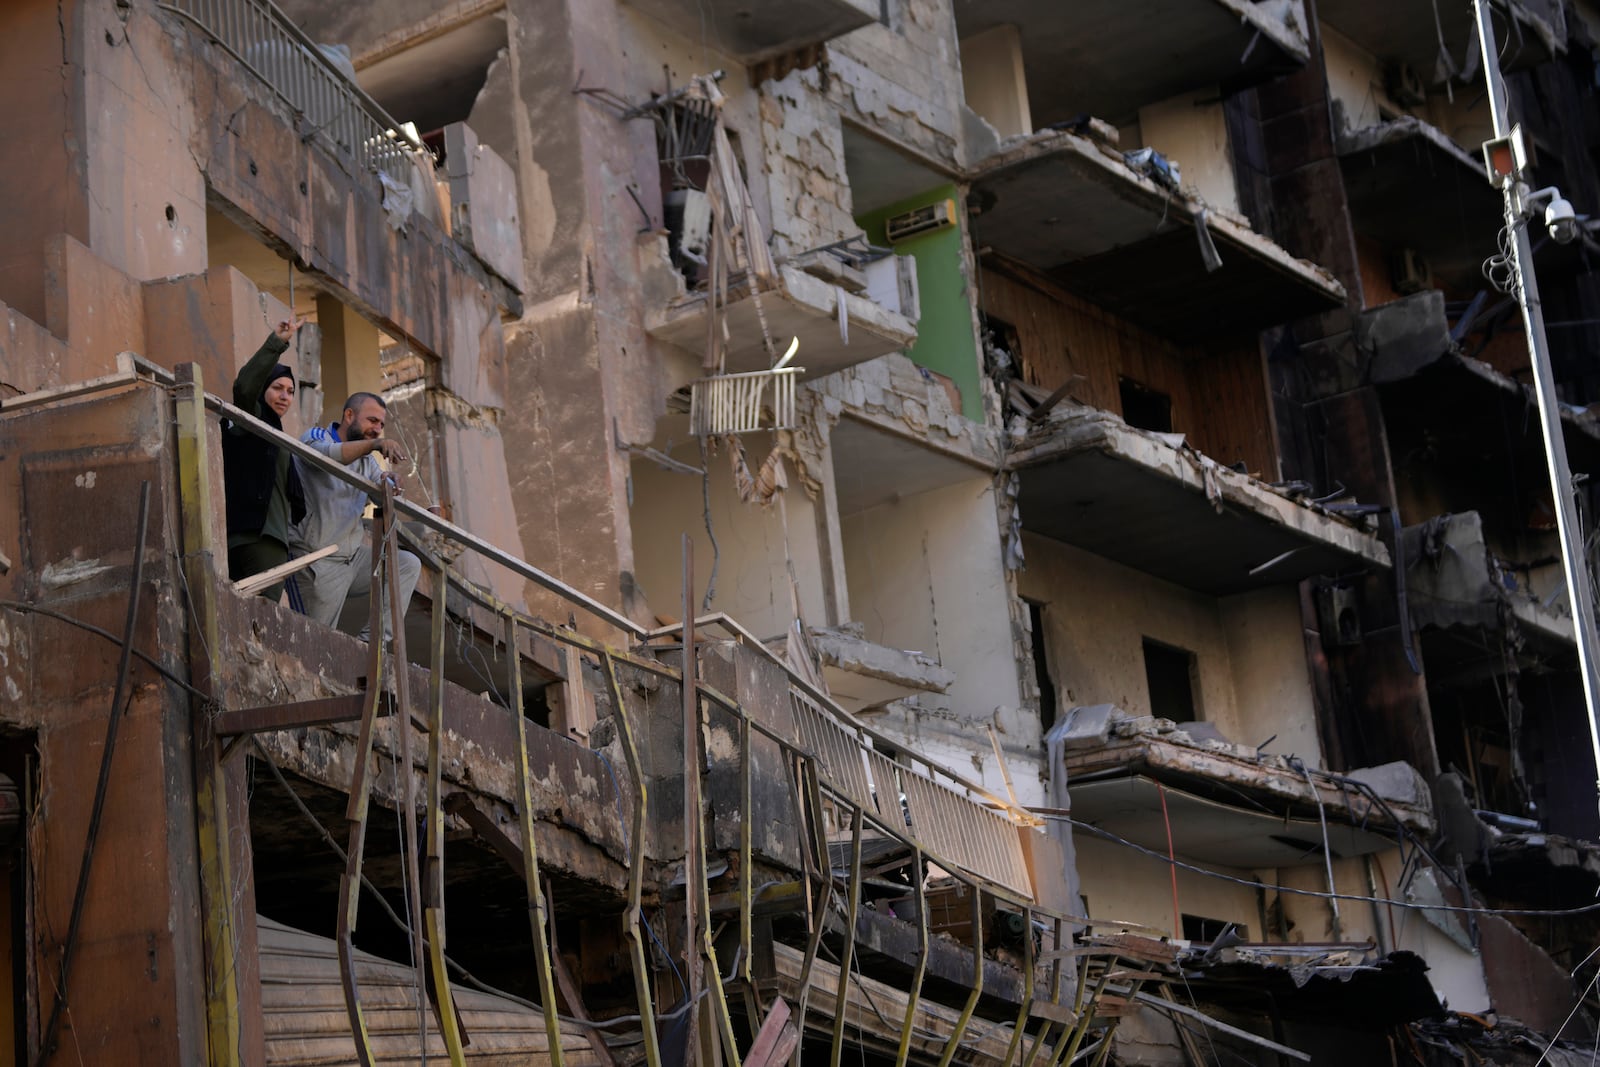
[647,264,917,378]
[952,0,1308,128]
[1009,407,1390,596]
[1346,761,1432,810]
[1319,0,1564,78]
[969,131,1345,341]
[810,625,955,712]
[1403,510,1573,651]
[1361,289,1452,384]
[1061,727,1436,835]
[619,0,876,63]
[443,123,525,293]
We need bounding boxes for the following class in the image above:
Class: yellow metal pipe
[424,566,466,1065]
[506,613,566,1067]
[600,653,663,1067]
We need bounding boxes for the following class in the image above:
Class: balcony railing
[2,353,1140,1066]
[159,0,425,185]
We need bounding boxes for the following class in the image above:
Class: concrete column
[315,293,383,424]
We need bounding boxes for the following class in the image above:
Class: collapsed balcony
[1404,510,1574,660]
[952,0,1308,128]
[969,130,1346,341]
[1008,407,1391,595]
[1054,704,1436,852]
[1336,116,1503,292]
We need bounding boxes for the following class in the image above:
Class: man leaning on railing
[289,391,420,641]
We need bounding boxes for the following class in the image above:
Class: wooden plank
[233,543,339,596]
[1079,933,1180,965]
[744,998,799,1067]
[1028,998,1078,1027]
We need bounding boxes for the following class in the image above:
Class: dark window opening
[1119,377,1172,433]
[981,313,1022,382]
[1027,600,1058,736]
[1143,638,1197,723]
[1182,914,1244,943]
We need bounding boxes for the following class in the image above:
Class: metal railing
[789,688,1035,897]
[159,0,425,186]
[690,367,800,435]
[12,355,1104,1066]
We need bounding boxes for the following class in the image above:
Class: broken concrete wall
[828,0,966,170]
[754,0,965,258]
[460,0,770,626]
[1019,534,1324,766]
[0,0,92,328]
[838,476,1031,802]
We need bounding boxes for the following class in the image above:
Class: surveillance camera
[1547,196,1579,244]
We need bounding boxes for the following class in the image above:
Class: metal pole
[1475,0,1600,816]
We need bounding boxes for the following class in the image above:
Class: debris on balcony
[1054,704,1435,834]
[1008,407,1390,595]
[969,130,1345,340]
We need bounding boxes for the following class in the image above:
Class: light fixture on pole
[1474,0,1600,819]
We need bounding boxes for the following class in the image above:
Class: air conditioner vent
[885,199,957,244]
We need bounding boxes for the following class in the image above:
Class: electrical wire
[1038,812,1600,918]
[0,600,212,704]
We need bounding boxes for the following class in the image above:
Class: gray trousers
[295,540,421,640]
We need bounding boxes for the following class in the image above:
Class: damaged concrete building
[2,0,1600,1062]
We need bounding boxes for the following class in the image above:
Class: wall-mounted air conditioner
[885,199,957,244]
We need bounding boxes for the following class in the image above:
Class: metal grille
[690,368,799,436]
[898,767,1033,897]
[789,692,1034,898]
[160,0,424,185]
[790,692,874,813]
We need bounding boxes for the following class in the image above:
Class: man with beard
[290,391,421,640]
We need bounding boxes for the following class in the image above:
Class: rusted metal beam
[215,694,371,737]
[598,652,663,1067]
[442,791,525,872]
[175,364,245,1067]
[424,565,468,1066]
[384,482,429,1054]
[336,510,392,1067]
[508,612,566,1067]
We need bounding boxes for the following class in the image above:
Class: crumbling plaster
[754,0,966,259]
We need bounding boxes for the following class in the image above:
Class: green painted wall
[856,184,985,422]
